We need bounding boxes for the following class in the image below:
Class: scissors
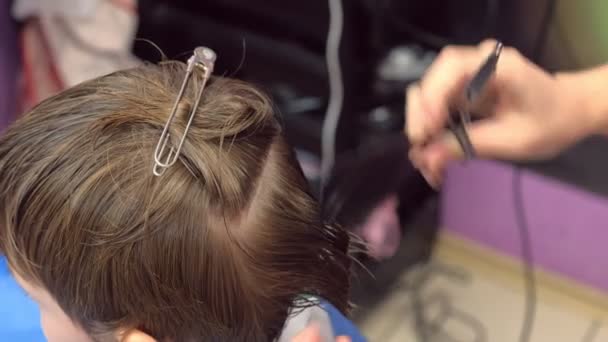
[447,41,503,159]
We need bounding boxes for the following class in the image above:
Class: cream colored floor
[358,238,608,342]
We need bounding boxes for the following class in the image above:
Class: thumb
[413,133,460,187]
[424,118,518,161]
[413,119,513,186]
[466,118,524,160]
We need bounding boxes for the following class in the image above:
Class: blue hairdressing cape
[0,257,365,341]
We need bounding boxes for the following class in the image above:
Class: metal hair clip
[448,41,503,160]
[153,47,217,176]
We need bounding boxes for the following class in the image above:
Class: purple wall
[442,161,608,292]
[0,0,19,129]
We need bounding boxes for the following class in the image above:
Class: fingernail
[427,174,440,189]
[431,173,443,188]
[419,167,436,188]
[410,120,427,145]
[408,149,423,169]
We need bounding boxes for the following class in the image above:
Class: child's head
[0,62,352,341]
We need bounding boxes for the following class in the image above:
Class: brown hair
[0,62,352,341]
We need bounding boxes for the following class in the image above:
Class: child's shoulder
[277,295,367,342]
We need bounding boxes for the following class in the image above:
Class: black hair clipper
[448,41,503,160]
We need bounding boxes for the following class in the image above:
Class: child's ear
[118,329,156,342]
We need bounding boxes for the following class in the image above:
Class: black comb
[467,42,503,104]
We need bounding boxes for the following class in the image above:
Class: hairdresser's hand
[406,39,602,187]
[292,325,351,342]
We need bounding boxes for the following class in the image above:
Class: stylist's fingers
[413,116,526,187]
[418,40,500,139]
[418,47,478,136]
[477,38,501,54]
[405,84,427,144]
[410,133,461,188]
[464,116,533,160]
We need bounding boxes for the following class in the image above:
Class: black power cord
[513,1,557,341]
[512,168,537,342]
[581,320,601,342]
